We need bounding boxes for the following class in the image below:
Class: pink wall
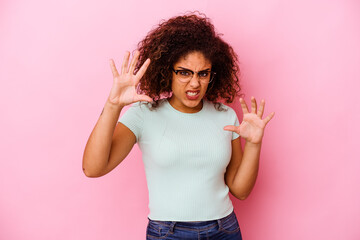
[1,0,359,239]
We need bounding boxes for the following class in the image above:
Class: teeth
[186,92,198,96]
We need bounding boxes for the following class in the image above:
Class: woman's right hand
[108,50,152,107]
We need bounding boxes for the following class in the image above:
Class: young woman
[83,12,274,240]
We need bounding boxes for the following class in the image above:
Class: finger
[239,98,249,114]
[121,51,130,74]
[251,96,257,114]
[109,59,119,78]
[263,112,275,125]
[135,58,151,81]
[257,99,265,118]
[223,125,239,134]
[128,50,140,74]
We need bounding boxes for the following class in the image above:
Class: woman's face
[169,51,212,113]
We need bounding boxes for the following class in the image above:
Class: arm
[82,101,136,178]
[82,50,152,178]
[224,96,274,200]
[225,138,261,200]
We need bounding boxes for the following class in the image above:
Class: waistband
[147,210,235,228]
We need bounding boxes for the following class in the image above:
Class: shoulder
[119,101,152,121]
[126,101,154,112]
[204,101,239,126]
[205,100,236,115]
[124,100,170,116]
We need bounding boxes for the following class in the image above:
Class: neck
[168,98,203,113]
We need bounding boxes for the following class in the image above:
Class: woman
[83,12,274,240]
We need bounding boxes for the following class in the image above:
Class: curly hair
[135,12,242,110]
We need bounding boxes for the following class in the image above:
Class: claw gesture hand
[108,50,152,107]
[224,97,275,144]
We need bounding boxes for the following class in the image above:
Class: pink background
[1,0,359,239]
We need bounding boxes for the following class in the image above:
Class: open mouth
[186,91,199,96]
[186,91,200,100]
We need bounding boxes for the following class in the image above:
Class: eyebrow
[177,67,211,72]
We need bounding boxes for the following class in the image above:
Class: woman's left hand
[224,96,275,144]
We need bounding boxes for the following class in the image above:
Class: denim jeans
[146,210,242,240]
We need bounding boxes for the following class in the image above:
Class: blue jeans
[146,210,242,240]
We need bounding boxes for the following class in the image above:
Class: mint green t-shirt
[118,99,240,221]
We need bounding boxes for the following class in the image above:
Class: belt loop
[217,219,223,231]
[169,221,176,233]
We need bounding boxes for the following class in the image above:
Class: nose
[189,73,201,88]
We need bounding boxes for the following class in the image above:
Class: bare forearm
[82,99,123,176]
[232,141,262,199]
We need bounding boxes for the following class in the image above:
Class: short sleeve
[232,113,240,140]
[225,106,240,140]
[118,102,144,142]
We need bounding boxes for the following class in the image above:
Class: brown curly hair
[135,12,242,109]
